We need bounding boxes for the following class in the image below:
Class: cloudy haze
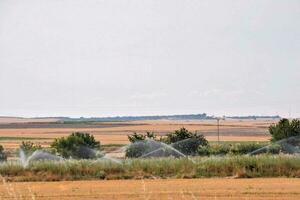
[0,0,299,117]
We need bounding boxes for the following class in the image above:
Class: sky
[0,0,299,118]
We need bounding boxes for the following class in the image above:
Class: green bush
[125,142,146,158]
[125,140,161,158]
[196,145,210,156]
[0,145,6,162]
[269,118,300,141]
[164,128,206,144]
[229,143,266,155]
[126,132,160,158]
[127,132,157,143]
[51,132,101,159]
[267,144,282,154]
[211,144,230,155]
[164,128,208,155]
[19,141,42,156]
[198,142,269,156]
[126,128,208,157]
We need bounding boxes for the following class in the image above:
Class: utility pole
[216,116,225,143]
[217,118,220,143]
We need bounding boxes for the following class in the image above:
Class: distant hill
[226,115,280,120]
[60,114,281,122]
[0,114,281,124]
[60,113,212,122]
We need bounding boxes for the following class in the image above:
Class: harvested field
[0,122,135,129]
[0,135,270,152]
[0,119,274,152]
[0,117,60,124]
[0,178,299,199]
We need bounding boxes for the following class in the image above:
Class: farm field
[2,0,298,198]
[0,178,299,200]
[0,118,275,152]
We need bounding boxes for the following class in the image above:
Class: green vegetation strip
[209,141,270,145]
[1,155,300,182]
[0,137,48,141]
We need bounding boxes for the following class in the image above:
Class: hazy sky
[0,0,299,118]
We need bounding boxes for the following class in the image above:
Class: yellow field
[0,178,299,199]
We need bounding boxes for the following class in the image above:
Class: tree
[128,132,157,143]
[126,132,158,158]
[19,141,42,156]
[126,128,208,157]
[51,132,101,159]
[269,119,300,141]
[164,128,208,155]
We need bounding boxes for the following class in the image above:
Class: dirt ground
[0,117,60,124]
[0,178,299,200]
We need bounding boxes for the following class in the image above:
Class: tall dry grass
[0,155,299,181]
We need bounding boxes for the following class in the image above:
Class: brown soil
[0,117,60,124]
[0,178,298,199]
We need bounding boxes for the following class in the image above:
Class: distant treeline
[59,114,280,122]
[60,113,211,122]
[226,115,280,120]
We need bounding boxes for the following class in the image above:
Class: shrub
[229,143,266,155]
[125,142,146,158]
[127,132,157,143]
[269,118,300,141]
[126,128,208,157]
[51,132,101,159]
[126,132,158,158]
[202,144,230,156]
[165,128,208,155]
[197,145,210,156]
[197,142,269,156]
[125,140,158,158]
[0,145,6,162]
[19,141,42,156]
[267,144,282,154]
